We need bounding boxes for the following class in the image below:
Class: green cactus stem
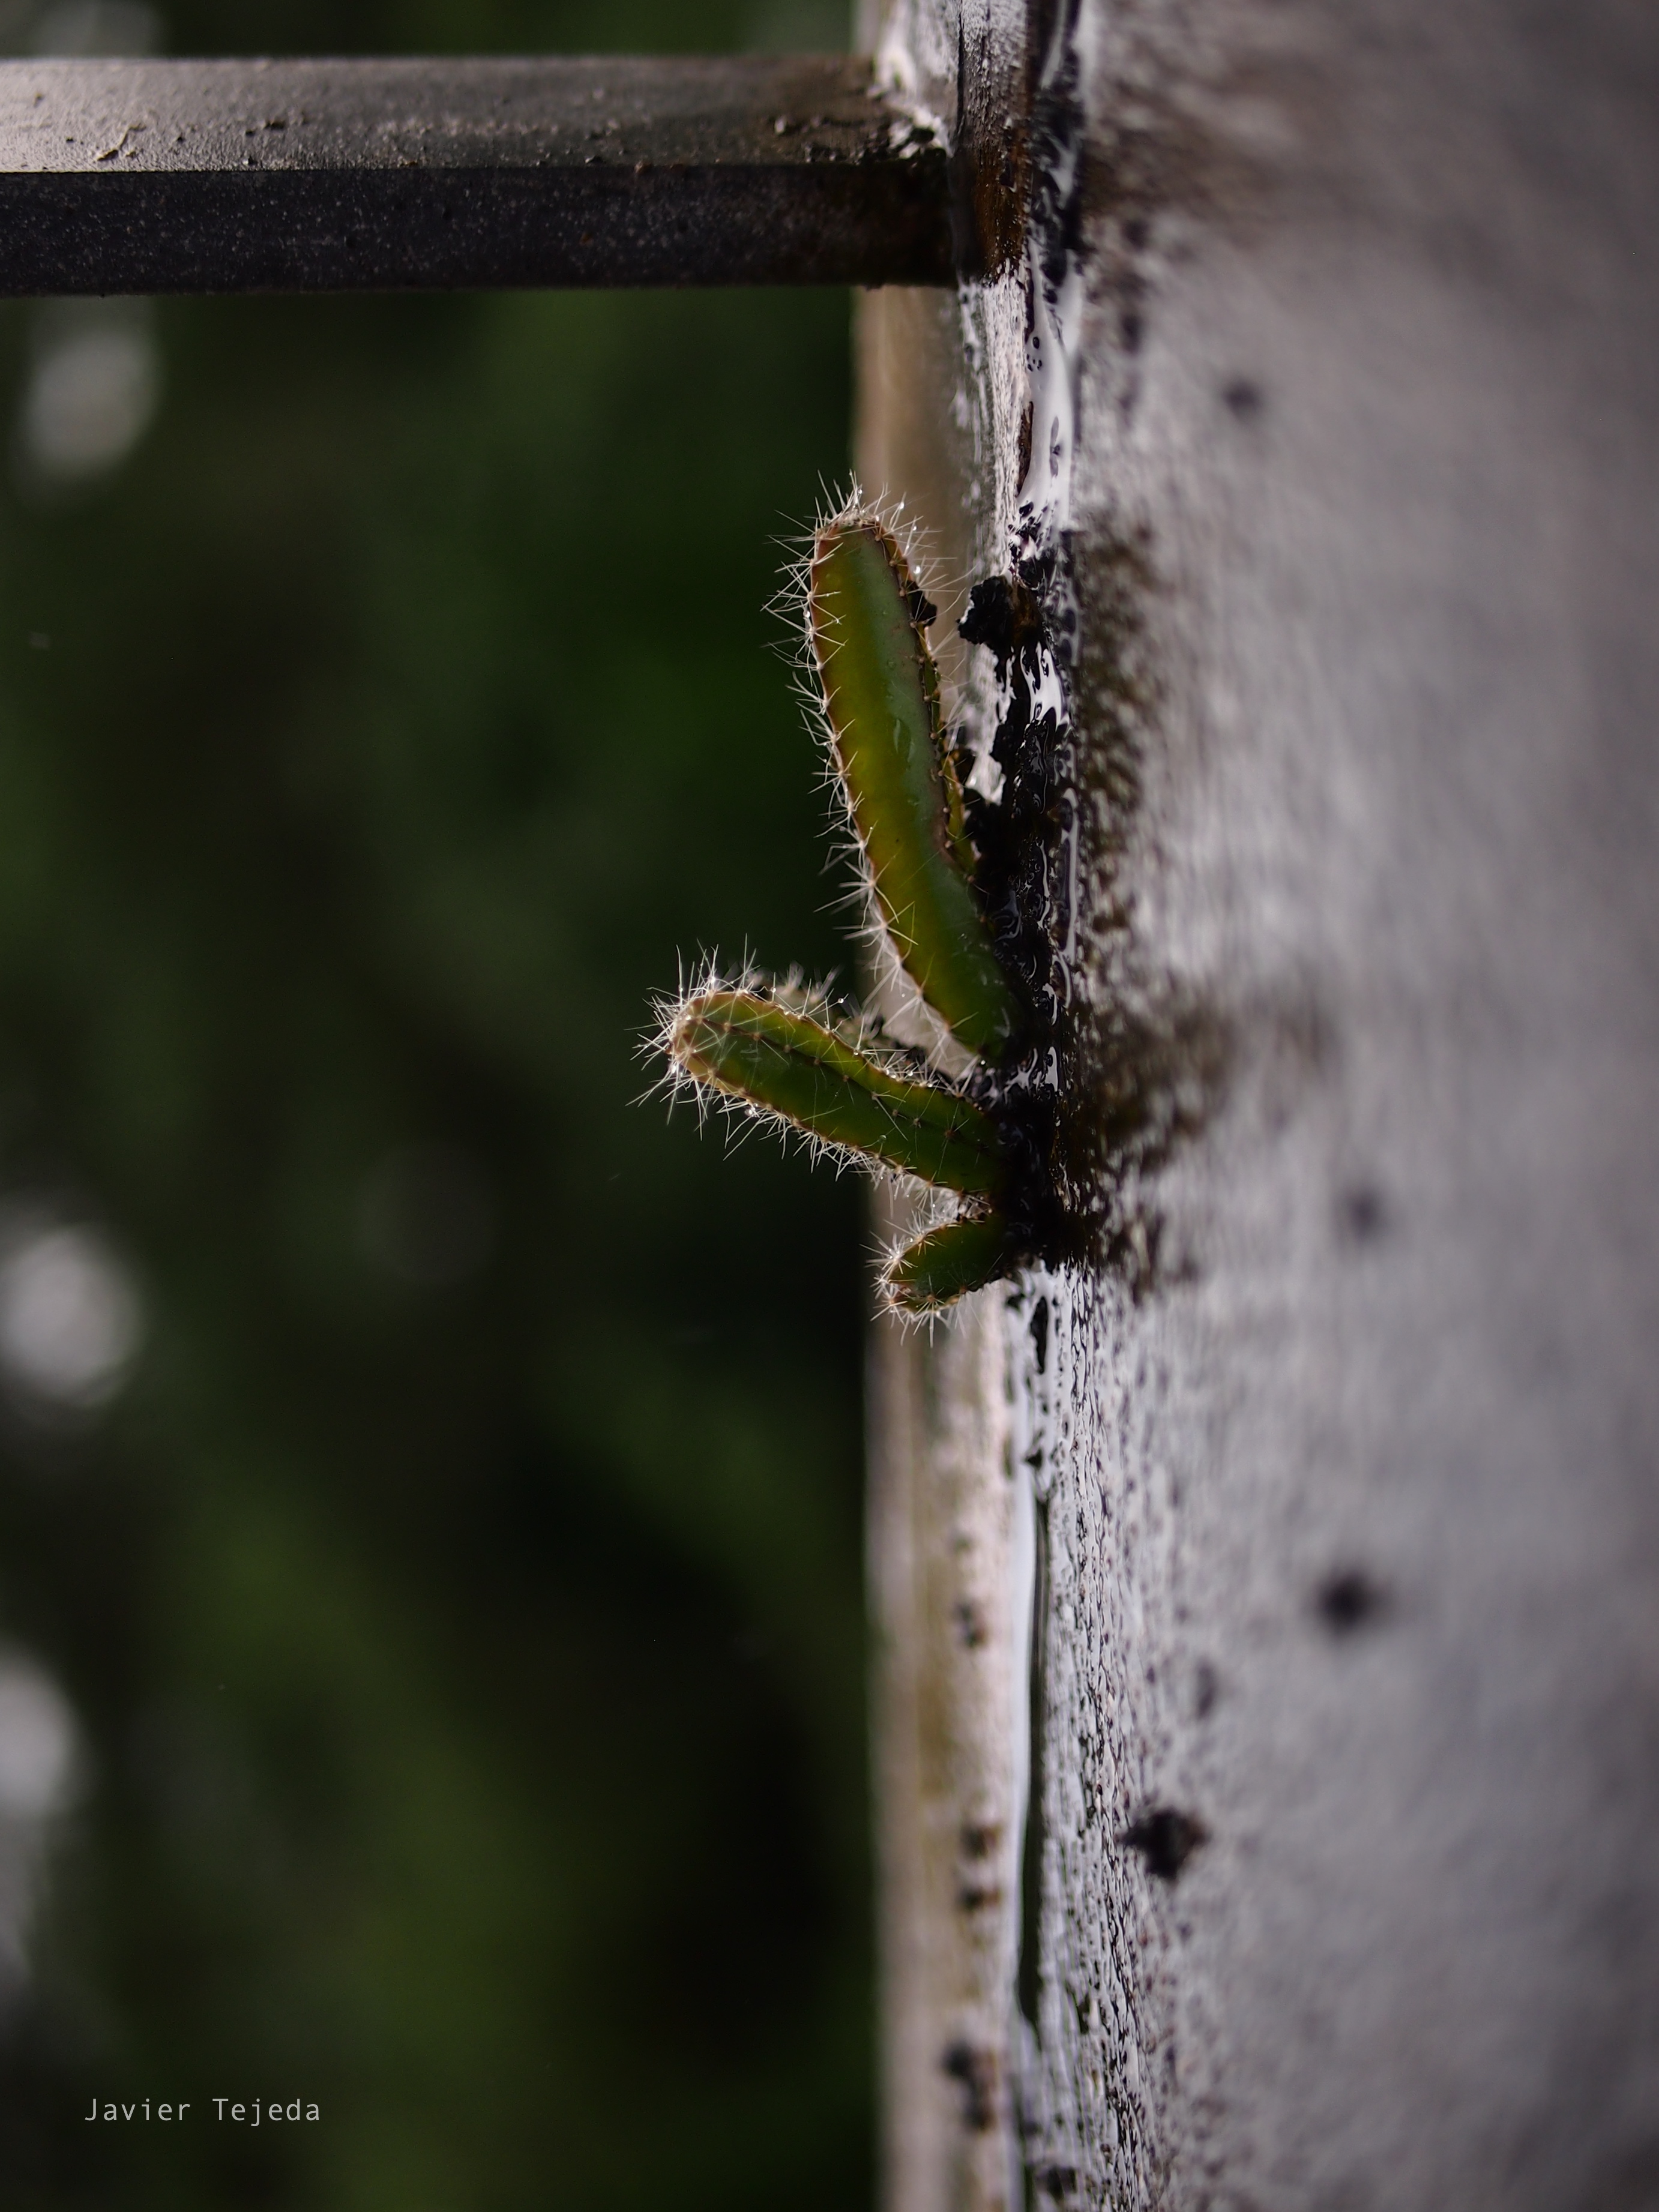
[664,985,1005,1198]
[882,1212,1013,1315]
[808,514,1020,1061]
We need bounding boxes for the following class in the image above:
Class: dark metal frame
[0,54,956,293]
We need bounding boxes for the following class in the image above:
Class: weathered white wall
[861,4,1659,2209]
[858,270,1033,2212]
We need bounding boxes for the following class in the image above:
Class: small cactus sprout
[651,492,1034,1315]
[664,985,1005,1198]
[808,512,1020,1062]
[882,1212,1011,1315]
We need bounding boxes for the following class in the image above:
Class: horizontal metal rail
[0,53,956,294]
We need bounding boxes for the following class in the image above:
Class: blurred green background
[0,2,870,2206]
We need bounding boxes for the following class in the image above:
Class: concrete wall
[859,4,1659,2208]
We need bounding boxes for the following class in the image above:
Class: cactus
[654,492,1023,1315]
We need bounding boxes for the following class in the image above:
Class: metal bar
[0,53,955,294]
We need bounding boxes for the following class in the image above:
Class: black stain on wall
[1120,1805,1208,1881]
[1316,1569,1392,1636]
[942,2040,1000,2132]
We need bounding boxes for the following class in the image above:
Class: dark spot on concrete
[1121,1806,1207,1881]
[1337,1182,1390,1244]
[1034,2162,1080,2199]
[1123,213,1149,250]
[1119,307,1143,353]
[1029,1294,1050,1374]
[960,1821,1001,1860]
[1222,376,1264,421]
[954,1598,989,1650]
[959,571,1042,661]
[942,2040,999,2132]
[1317,1568,1391,1635]
[1194,1659,1220,1719]
[957,1881,1005,1913]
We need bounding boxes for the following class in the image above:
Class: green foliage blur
[0,2,870,2206]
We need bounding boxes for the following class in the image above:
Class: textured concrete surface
[862,2,1659,2208]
